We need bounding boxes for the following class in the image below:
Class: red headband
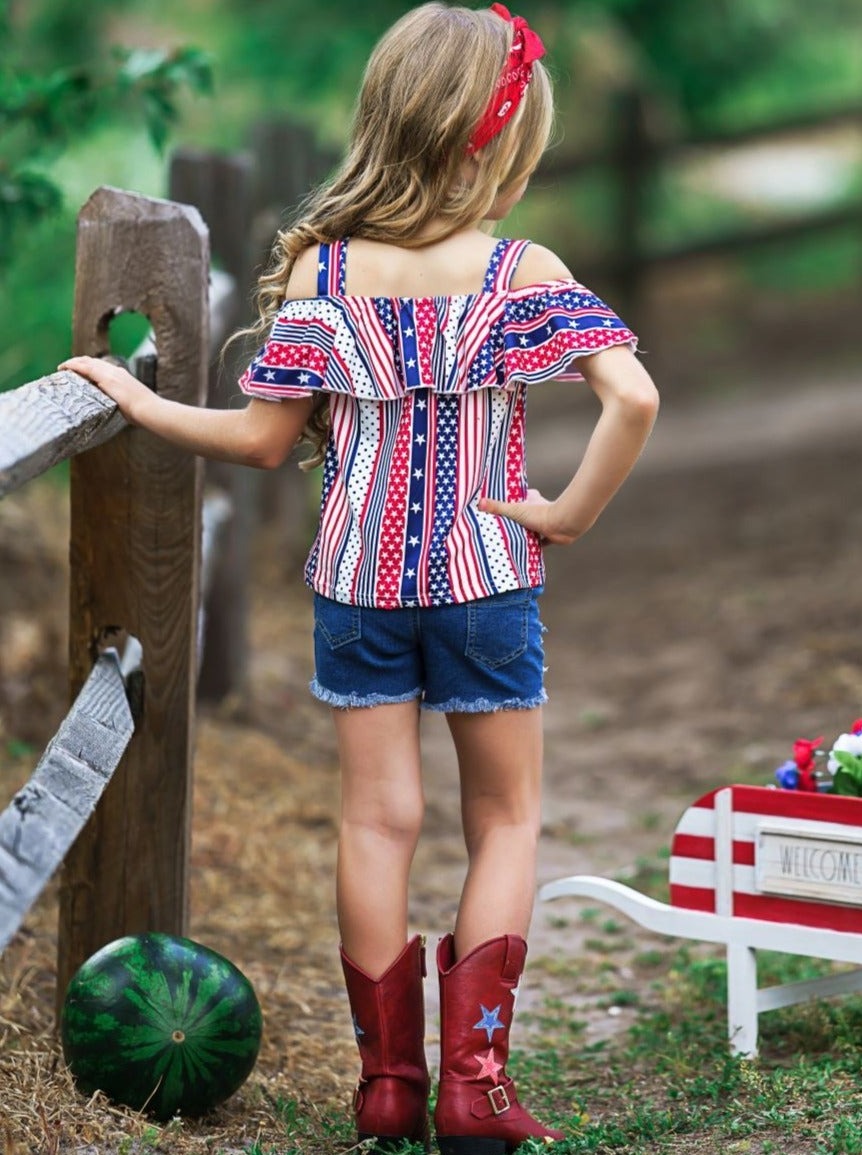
[467,3,546,155]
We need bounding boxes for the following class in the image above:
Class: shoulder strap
[482,238,531,292]
[316,239,349,295]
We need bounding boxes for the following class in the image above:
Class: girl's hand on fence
[477,490,579,546]
[59,356,152,423]
[59,353,314,468]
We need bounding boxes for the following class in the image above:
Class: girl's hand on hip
[478,489,578,546]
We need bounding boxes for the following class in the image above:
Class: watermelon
[61,932,263,1121]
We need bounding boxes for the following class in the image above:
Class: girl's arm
[59,355,315,470]
[478,344,659,545]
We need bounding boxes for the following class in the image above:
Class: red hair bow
[467,3,546,155]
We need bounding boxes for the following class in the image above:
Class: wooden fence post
[56,187,209,1012]
[614,87,650,335]
[248,122,337,561]
[169,150,258,704]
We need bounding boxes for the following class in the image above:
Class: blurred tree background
[1,0,860,392]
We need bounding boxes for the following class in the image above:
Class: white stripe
[348,299,394,397]
[458,295,505,382]
[672,807,716,840]
[669,857,757,896]
[674,805,862,849]
[715,787,734,916]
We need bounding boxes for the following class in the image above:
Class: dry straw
[1,486,360,1152]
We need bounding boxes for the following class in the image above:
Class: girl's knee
[342,794,425,846]
[463,810,541,857]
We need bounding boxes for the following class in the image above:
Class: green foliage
[583,0,862,126]
[5,0,137,71]
[0,0,212,266]
[0,209,76,390]
[221,1,411,109]
[203,0,862,137]
[831,751,862,797]
[115,47,213,151]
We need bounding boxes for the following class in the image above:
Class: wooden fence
[173,97,862,335]
[541,91,862,325]
[164,124,339,705]
[0,186,218,1016]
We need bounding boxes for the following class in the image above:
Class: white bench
[540,784,862,1056]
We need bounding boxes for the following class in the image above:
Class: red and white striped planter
[670,785,862,931]
[541,785,862,1056]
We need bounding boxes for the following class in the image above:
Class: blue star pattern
[427,395,459,604]
[473,1003,506,1043]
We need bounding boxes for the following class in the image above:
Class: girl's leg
[333,699,424,978]
[445,706,543,958]
[434,707,563,1150]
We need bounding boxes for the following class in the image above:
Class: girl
[62,3,659,1151]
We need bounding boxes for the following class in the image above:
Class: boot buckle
[487,1084,511,1116]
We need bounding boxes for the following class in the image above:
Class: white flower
[827,730,862,774]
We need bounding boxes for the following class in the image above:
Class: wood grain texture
[57,187,208,1009]
[0,652,133,953]
[169,154,257,704]
[0,372,126,497]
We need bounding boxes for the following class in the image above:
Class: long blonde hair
[247,2,554,468]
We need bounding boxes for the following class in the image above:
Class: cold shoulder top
[239,237,637,609]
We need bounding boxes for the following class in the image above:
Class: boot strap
[353,1078,366,1113]
[470,1078,517,1119]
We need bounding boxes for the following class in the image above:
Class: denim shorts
[310,587,547,713]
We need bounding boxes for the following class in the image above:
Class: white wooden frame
[539,788,862,1056]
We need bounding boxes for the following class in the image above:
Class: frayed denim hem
[423,689,548,714]
[309,679,422,710]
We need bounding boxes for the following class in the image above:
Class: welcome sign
[755,819,862,907]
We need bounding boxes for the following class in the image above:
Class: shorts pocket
[314,596,361,650]
[465,588,531,670]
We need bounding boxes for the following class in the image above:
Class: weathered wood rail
[0,186,225,1019]
[0,371,127,497]
[0,651,135,954]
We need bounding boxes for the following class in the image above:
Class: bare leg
[446,707,543,958]
[333,700,424,978]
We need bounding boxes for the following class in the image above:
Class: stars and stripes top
[238,237,637,609]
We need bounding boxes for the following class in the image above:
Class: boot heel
[437,1137,508,1155]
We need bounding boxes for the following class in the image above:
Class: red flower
[793,736,823,772]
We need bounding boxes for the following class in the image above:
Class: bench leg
[726,943,758,1058]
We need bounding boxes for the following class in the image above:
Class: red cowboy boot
[341,935,431,1151]
[435,933,564,1154]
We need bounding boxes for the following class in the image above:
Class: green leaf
[0,40,212,263]
[832,750,862,777]
[831,767,862,797]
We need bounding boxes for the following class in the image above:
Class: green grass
[498,943,862,1154]
[201,939,862,1154]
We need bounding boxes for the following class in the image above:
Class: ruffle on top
[238,280,637,402]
